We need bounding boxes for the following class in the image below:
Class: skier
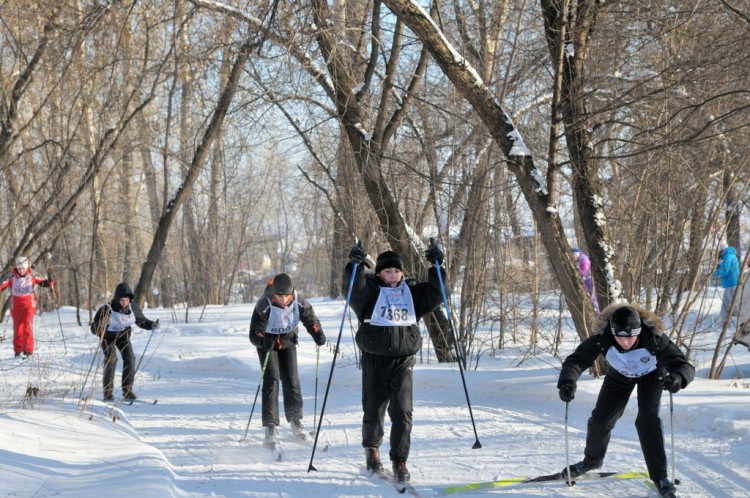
[249,273,326,448]
[572,248,599,314]
[90,282,160,401]
[713,246,740,322]
[0,256,54,357]
[344,241,445,482]
[557,303,694,498]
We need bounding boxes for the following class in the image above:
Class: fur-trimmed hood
[594,302,665,337]
[558,301,695,390]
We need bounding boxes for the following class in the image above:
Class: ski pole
[80,311,109,402]
[433,242,482,449]
[133,322,158,377]
[669,392,681,485]
[308,261,359,472]
[564,401,572,486]
[310,344,321,436]
[241,348,272,442]
[49,279,67,354]
[79,345,101,401]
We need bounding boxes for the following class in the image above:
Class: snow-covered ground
[1,291,749,497]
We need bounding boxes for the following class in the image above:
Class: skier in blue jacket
[713,246,740,321]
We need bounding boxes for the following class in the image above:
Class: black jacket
[249,284,323,350]
[344,262,444,357]
[91,282,158,337]
[558,302,695,388]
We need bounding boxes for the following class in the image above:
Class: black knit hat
[272,273,294,295]
[375,250,404,273]
[610,306,642,337]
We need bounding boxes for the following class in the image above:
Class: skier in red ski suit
[0,257,54,357]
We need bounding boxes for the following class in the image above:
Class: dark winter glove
[153,319,161,330]
[348,243,370,267]
[313,331,326,346]
[663,373,683,393]
[261,334,276,352]
[559,382,576,402]
[425,242,444,265]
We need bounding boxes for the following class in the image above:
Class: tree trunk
[382,0,599,344]
[134,37,256,307]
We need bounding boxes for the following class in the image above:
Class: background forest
[1,1,748,375]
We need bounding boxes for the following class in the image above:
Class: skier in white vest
[249,273,326,447]
[557,303,694,498]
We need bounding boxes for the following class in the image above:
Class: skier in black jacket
[249,273,326,447]
[90,282,160,401]
[344,241,445,482]
[557,303,695,498]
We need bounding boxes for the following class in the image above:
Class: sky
[1,287,749,498]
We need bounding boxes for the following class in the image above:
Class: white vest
[10,274,34,297]
[606,346,657,378]
[369,280,417,326]
[264,298,300,335]
[108,308,136,333]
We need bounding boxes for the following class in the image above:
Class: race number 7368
[379,306,409,321]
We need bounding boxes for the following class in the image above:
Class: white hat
[15,256,29,270]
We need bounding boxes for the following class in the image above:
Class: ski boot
[656,478,678,497]
[263,424,278,449]
[291,419,307,440]
[365,447,384,474]
[392,459,410,482]
[560,460,601,480]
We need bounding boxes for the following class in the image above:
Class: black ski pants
[583,370,668,481]
[101,332,136,396]
[257,347,303,427]
[360,352,415,463]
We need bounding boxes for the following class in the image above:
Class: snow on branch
[189,0,263,26]
[404,0,540,192]
[354,122,371,141]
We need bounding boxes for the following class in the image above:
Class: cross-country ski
[438,470,650,495]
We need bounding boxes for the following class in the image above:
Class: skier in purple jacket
[573,248,599,314]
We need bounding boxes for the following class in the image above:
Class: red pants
[11,304,36,354]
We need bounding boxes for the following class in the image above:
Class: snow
[530,169,548,195]
[354,122,371,141]
[2,292,749,497]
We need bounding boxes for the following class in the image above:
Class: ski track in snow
[2,301,750,497]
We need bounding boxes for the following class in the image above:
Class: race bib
[108,309,136,332]
[265,299,300,335]
[11,275,34,297]
[369,281,417,326]
[606,346,657,378]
